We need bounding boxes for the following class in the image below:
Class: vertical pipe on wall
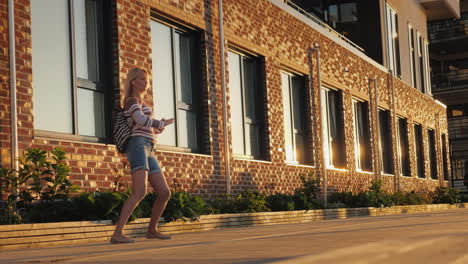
[374,78,381,179]
[390,70,400,192]
[309,45,327,207]
[218,0,231,194]
[8,0,19,174]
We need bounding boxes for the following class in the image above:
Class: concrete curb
[1,203,466,250]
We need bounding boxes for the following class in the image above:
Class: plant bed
[1,203,466,251]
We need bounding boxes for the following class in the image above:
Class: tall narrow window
[424,41,431,94]
[417,32,426,93]
[378,109,394,174]
[397,117,410,176]
[414,123,425,178]
[31,0,107,138]
[151,19,202,152]
[442,134,449,181]
[281,72,312,164]
[321,87,346,168]
[428,129,438,179]
[386,5,401,76]
[408,24,417,87]
[352,99,371,171]
[229,50,265,160]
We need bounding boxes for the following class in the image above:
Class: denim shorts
[125,136,161,174]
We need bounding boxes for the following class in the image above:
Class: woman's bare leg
[147,171,171,238]
[111,169,148,241]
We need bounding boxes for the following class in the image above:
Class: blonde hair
[121,67,147,108]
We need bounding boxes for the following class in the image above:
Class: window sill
[34,130,107,145]
[326,167,349,172]
[285,161,315,168]
[155,145,211,157]
[382,173,395,177]
[233,157,272,163]
[356,169,373,174]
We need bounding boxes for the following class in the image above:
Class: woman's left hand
[154,127,165,134]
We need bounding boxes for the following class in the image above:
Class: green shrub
[266,193,295,211]
[234,190,270,213]
[207,194,237,214]
[163,191,206,222]
[432,187,459,204]
[292,173,322,210]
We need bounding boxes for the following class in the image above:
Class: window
[31,0,107,138]
[378,109,394,174]
[151,19,202,152]
[397,117,410,176]
[386,4,401,76]
[281,72,312,164]
[408,24,417,87]
[321,87,346,168]
[414,123,425,178]
[424,41,431,94]
[441,134,449,181]
[428,129,438,179]
[228,50,265,159]
[416,32,427,93]
[352,99,371,171]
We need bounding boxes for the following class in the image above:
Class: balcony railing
[431,69,468,91]
[448,117,468,140]
[282,0,365,53]
[428,16,468,42]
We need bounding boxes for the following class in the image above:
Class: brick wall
[0,0,450,199]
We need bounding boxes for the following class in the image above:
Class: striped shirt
[124,102,159,142]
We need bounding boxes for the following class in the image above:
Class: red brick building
[0,0,456,199]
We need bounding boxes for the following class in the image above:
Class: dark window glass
[321,88,346,168]
[414,124,425,178]
[398,118,411,176]
[151,19,201,152]
[379,110,394,174]
[32,0,108,138]
[442,134,449,181]
[281,72,312,164]
[428,129,438,179]
[229,51,265,160]
[353,100,371,171]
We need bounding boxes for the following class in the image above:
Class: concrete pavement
[1,208,468,264]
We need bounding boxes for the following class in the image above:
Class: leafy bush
[163,191,206,222]
[432,187,459,204]
[266,193,295,211]
[234,190,270,213]
[292,173,323,210]
[207,194,237,214]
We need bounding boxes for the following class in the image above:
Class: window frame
[408,24,417,87]
[150,16,203,153]
[427,128,438,180]
[281,70,312,165]
[397,116,411,176]
[386,4,401,76]
[414,123,425,178]
[352,98,372,172]
[33,0,111,143]
[228,48,266,160]
[416,31,426,93]
[378,108,394,175]
[321,86,346,169]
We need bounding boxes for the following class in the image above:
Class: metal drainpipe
[390,70,400,191]
[218,0,230,194]
[374,78,381,179]
[310,45,326,207]
[8,0,19,174]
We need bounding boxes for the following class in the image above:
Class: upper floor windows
[408,24,417,87]
[31,0,107,139]
[378,109,394,174]
[386,4,401,77]
[397,117,411,176]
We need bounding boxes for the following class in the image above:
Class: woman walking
[111,67,174,244]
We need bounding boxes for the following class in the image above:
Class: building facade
[0,0,455,199]
[429,0,468,188]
